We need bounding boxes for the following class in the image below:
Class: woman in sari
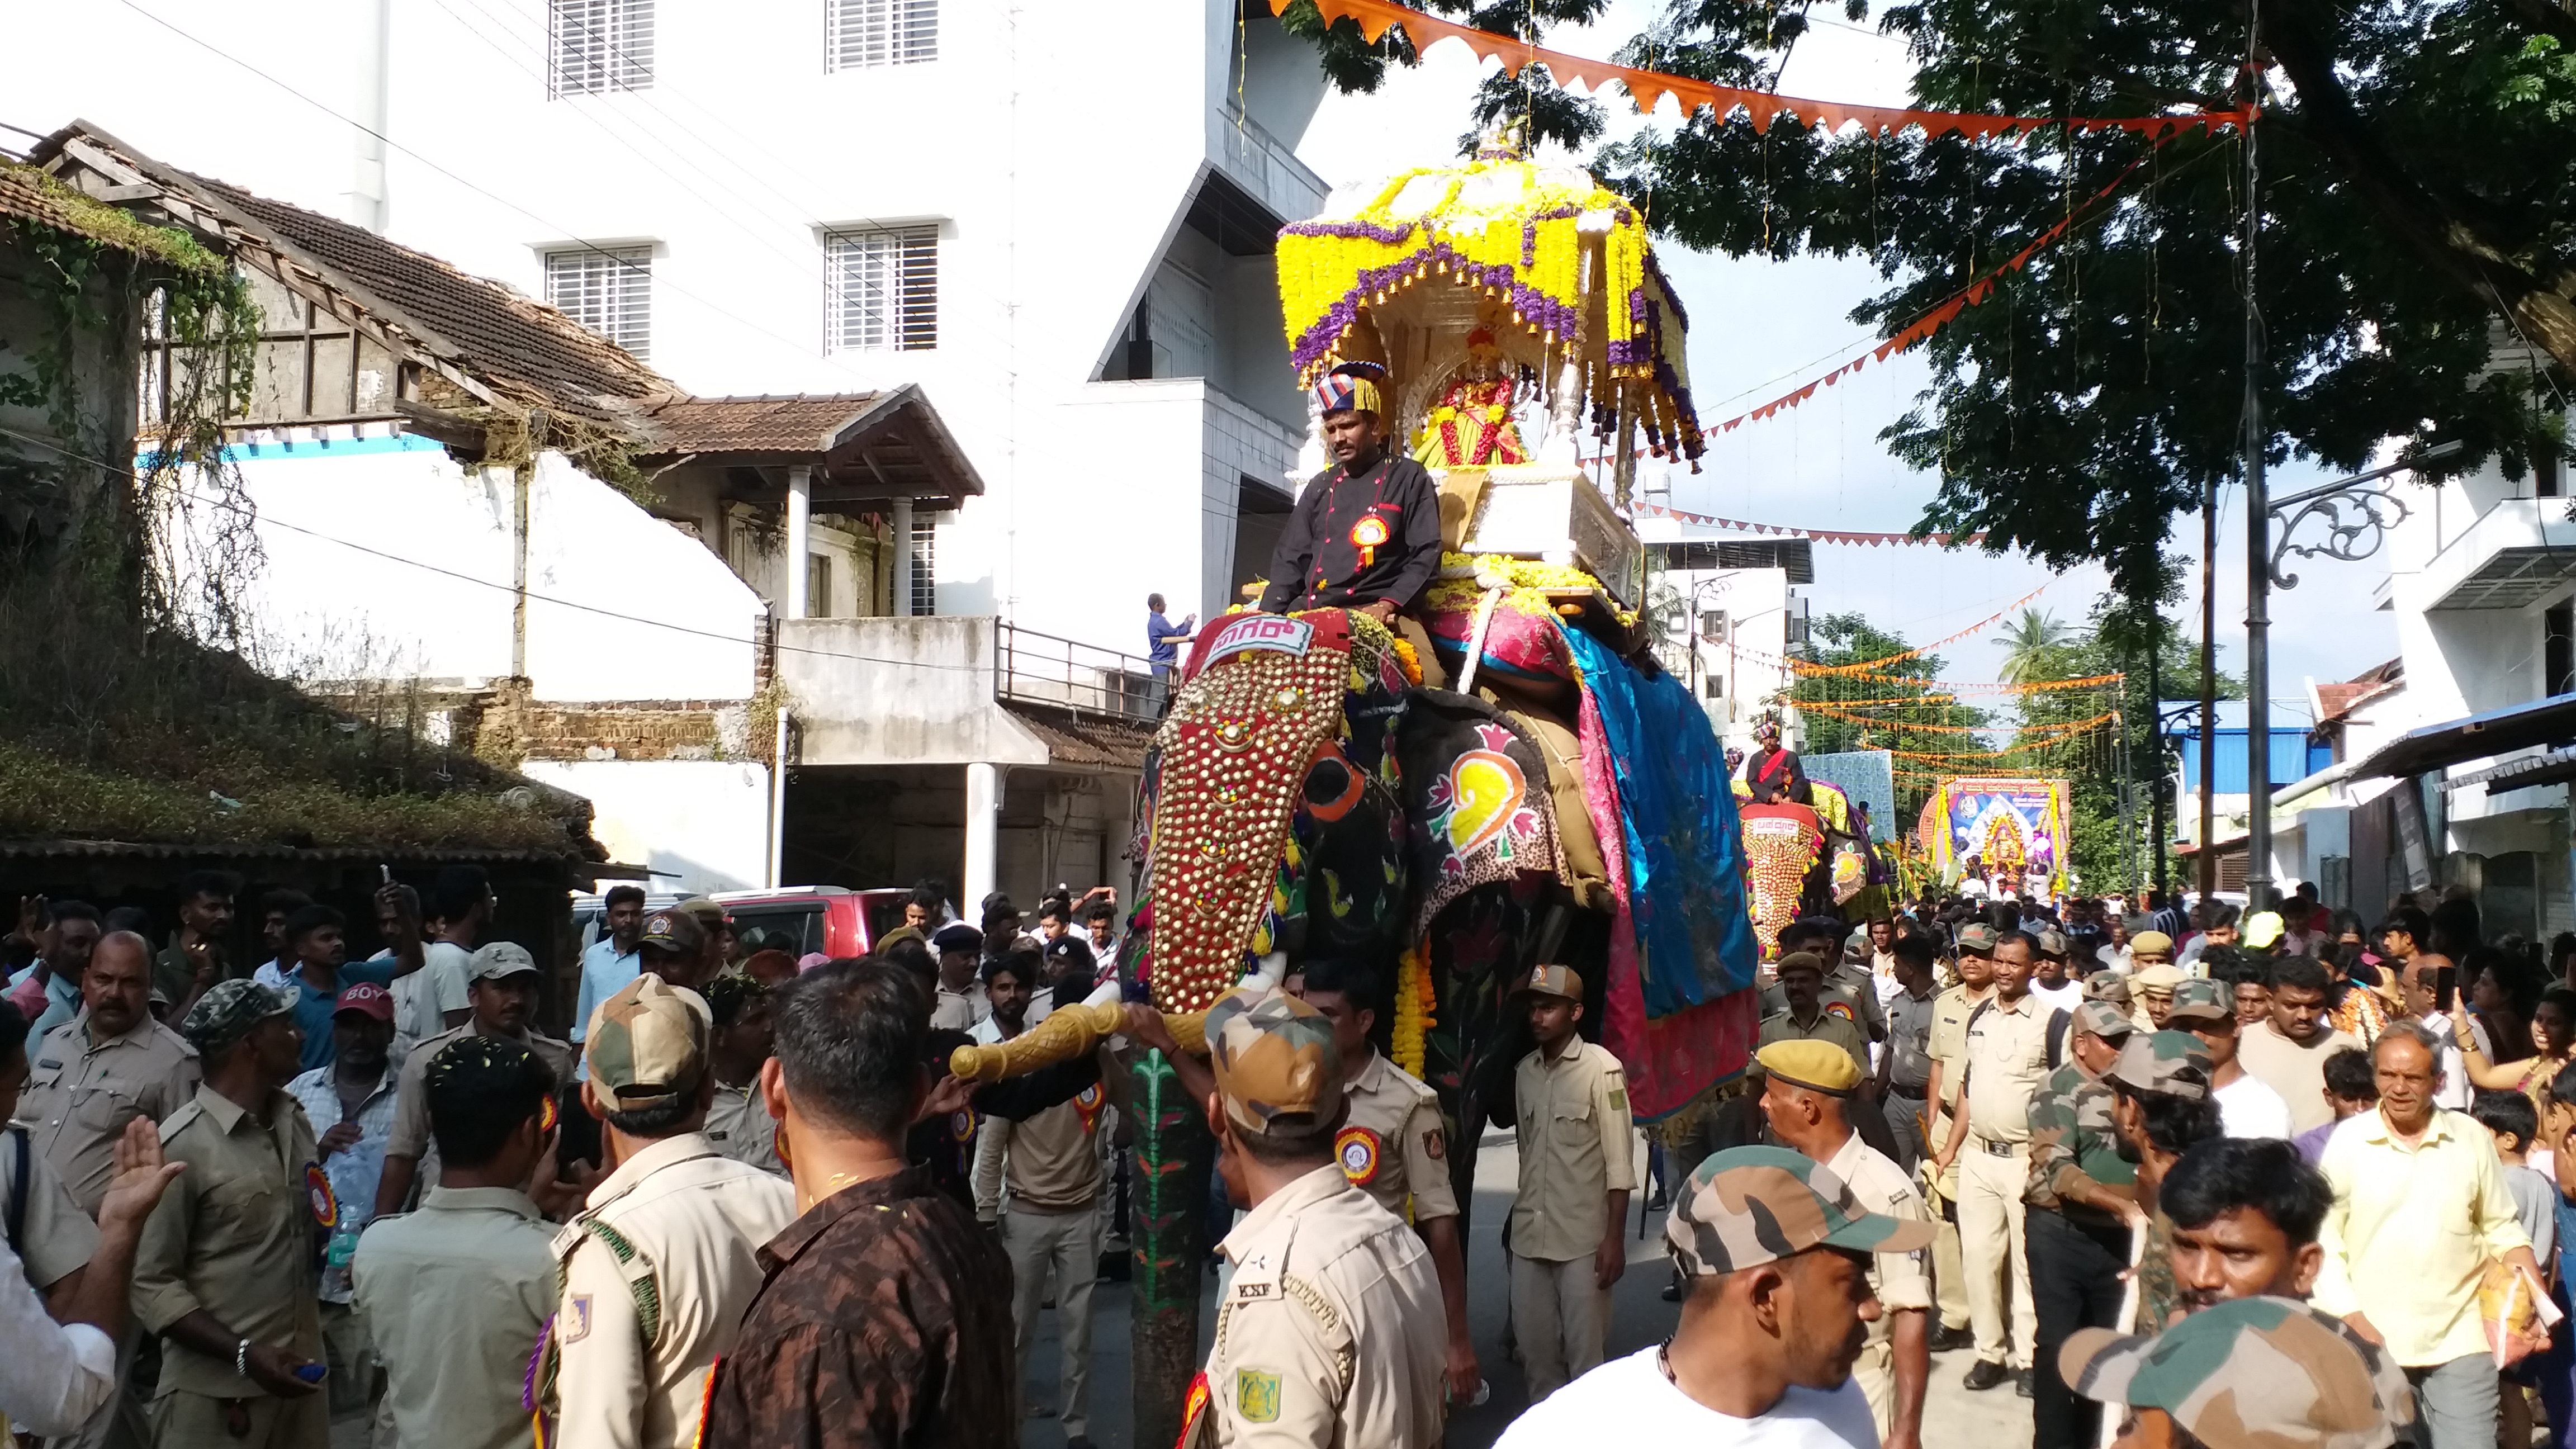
[2454,984,2576,1109]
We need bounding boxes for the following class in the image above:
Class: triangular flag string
[1276,0,2253,141]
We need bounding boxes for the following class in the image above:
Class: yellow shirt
[1509,1040,1634,1262]
[2313,1107,2530,1367]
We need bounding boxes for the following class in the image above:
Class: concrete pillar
[964,761,1001,907]
[784,465,812,620]
[891,494,915,617]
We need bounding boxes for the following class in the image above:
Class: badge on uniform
[1334,1125,1382,1187]
[562,1294,593,1344]
[1422,1128,1445,1161]
[1826,1000,1859,1023]
[1074,1082,1105,1135]
[1177,1371,1215,1448]
[1236,1368,1282,1423]
[304,1162,338,1229]
[1349,512,1391,567]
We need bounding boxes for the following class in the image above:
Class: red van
[708,886,914,960]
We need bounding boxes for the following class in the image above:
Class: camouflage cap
[1513,963,1583,1002]
[180,979,297,1053]
[2110,1029,2213,1100]
[1668,1145,1935,1276]
[2060,1296,2411,1449]
[637,907,707,957]
[2071,999,2137,1043]
[2083,973,2135,1006]
[583,976,711,1112]
[1956,924,2000,955]
[2165,977,2234,1026]
[466,940,541,983]
[2035,927,2070,959]
[2130,930,2176,959]
[1205,985,1343,1138]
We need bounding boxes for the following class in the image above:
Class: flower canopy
[1277,141,1704,462]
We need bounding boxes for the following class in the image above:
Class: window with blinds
[910,513,937,615]
[826,0,937,70]
[545,247,654,358]
[550,0,654,95]
[825,228,937,353]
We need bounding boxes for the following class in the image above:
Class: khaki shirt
[1760,961,1887,1040]
[353,1186,556,1449]
[132,1086,325,1397]
[1339,1052,1458,1223]
[552,1133,798,1449]
[19,1011,201,1215]
[1509,1040,1633,1262]
[1962,994,2057,1144]
[930,981,988,1033]
[387,1021,575,1160]
[976,1083,1104,1215]
[0,1128,98,1288]
[1756,1008,1872,1079]
[1201,1164,1446,1449]
[1926,983,1989,1106]
[703,1079,784,1176]
[1824,1130,1933,1353]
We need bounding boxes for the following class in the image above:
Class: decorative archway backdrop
[1919,776,2072,895]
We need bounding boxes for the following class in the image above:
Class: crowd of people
[0,863,2566,1449]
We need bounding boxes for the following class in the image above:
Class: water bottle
[324,1220,359,1272]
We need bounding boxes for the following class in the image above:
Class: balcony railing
[997,624,1163,724]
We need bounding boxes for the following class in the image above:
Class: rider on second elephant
[1258,361,1443,627]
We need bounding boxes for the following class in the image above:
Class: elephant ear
[1396,689,1566,939]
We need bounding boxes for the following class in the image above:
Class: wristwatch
[235,1338,252,1378]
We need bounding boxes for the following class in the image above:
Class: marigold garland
[1393,943,1433,1079]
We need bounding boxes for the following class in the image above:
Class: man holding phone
[132,981,331,1449]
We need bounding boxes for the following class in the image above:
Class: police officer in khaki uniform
[1754,1039,1934,1449]
[2,999,101,1301]
[1180,986,1446,1448]
[131,981,328,1449]
[1920,922,1997,1351]
[20,931,200,1216]
[1291,957,1478,1401]
[1931,929,2063,1394]
[373,942,574,1219]
[1508,964,1633,1403]
[547,976,796,1449]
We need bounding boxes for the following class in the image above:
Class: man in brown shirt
[20,931,201,1215]
[702,960,1015,1449]
[132,981,328,1449]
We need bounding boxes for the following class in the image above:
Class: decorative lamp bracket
[2265,442,2460,590]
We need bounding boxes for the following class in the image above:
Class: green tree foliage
[1285,0,2576,602]
[1787,612,1991,820]
[1994,607,2080,684]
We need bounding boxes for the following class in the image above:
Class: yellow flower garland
[1393,942,1434,1079]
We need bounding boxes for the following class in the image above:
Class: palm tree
[1994,608,2078,684]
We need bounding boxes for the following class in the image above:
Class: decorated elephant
[1100,600,1757,1439]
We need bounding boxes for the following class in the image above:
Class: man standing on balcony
[1261,361,1443,626]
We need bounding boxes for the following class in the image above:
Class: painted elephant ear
[1396,689,1568,939]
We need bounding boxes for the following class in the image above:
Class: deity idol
[1413,326,1531,468]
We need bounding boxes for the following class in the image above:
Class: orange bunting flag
[1272,0,2252,141]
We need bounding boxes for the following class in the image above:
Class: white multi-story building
[1638,527,1812,754]
[2258,372,2576,937]
[13,0,1336,905]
